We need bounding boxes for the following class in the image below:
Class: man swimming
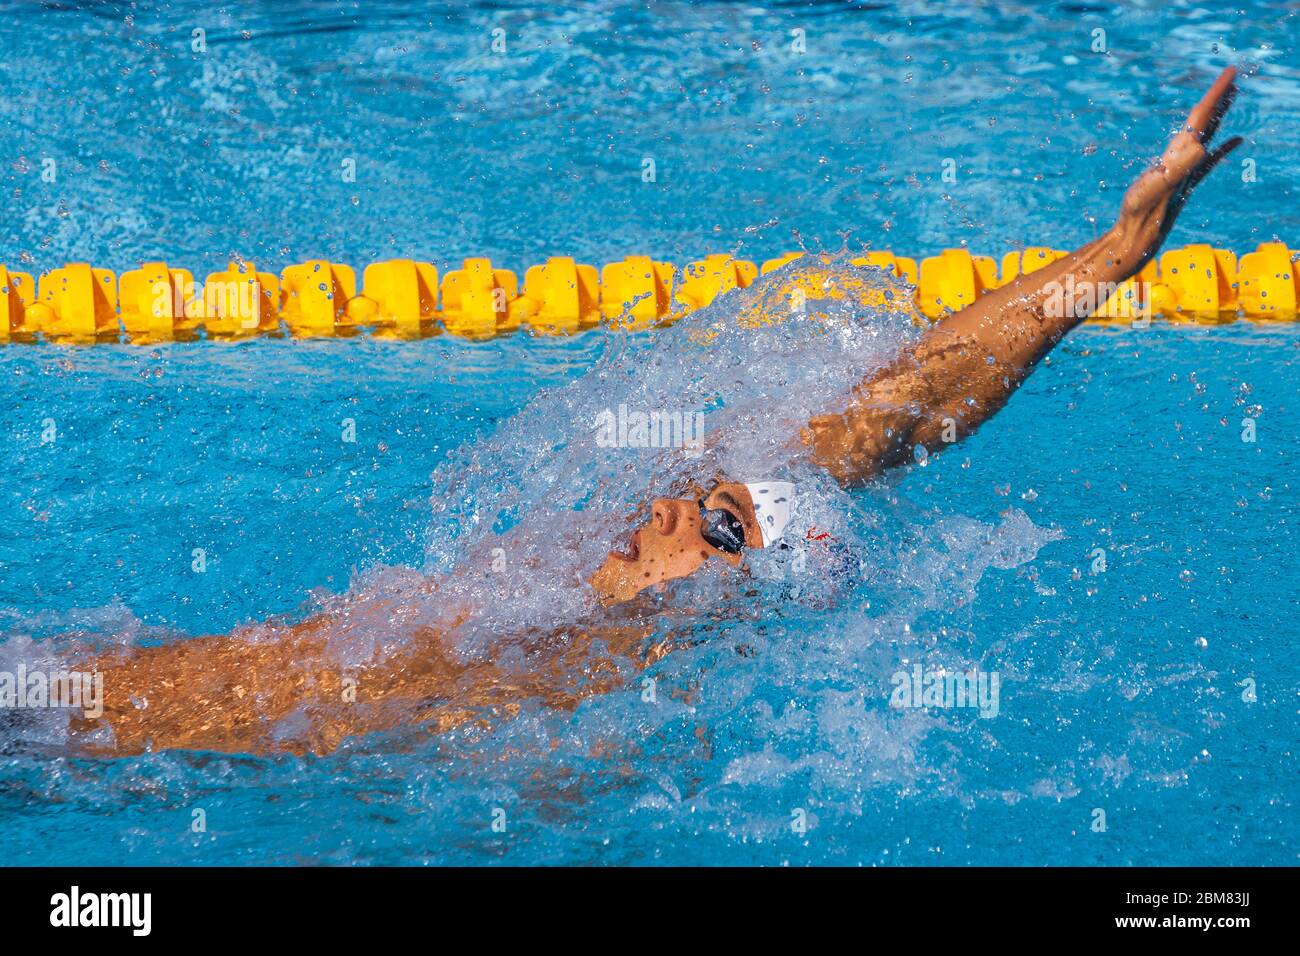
[63,68,1239,756]
[588,69,1239,602]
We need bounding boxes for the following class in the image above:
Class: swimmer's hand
[802,67,1244,487]
[1113,66,1242,269]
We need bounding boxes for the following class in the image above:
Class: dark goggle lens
[699,501,745,555]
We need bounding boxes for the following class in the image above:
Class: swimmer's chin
[588,555,652,606]
[589,552,704,606]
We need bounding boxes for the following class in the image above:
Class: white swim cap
[744,481,795,547]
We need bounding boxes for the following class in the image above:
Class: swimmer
[592,68,1240,601]
[66,68,1239,756]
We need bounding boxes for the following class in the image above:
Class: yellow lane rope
[1,243,1295,344]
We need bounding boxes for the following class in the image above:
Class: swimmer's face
[589,481,765,605]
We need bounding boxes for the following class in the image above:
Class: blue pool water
[1,1,1297,865]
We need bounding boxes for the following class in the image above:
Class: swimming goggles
[698,480,795,554]
[698,499,747,555]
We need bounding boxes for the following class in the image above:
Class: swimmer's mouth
[608,530,642,563]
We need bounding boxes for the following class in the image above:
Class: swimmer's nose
[650,498,688,537]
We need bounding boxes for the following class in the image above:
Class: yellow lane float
[1,243,1297,343]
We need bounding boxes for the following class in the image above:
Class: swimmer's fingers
[1169,135,1244,221]
[1184,66,1238,145]
[1161,67,1238,181]
[1186,134,1243,194]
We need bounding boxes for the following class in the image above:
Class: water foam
[389,260,921,646]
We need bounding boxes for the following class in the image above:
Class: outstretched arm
[804,67,1240,486]
[72,607,662,756]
